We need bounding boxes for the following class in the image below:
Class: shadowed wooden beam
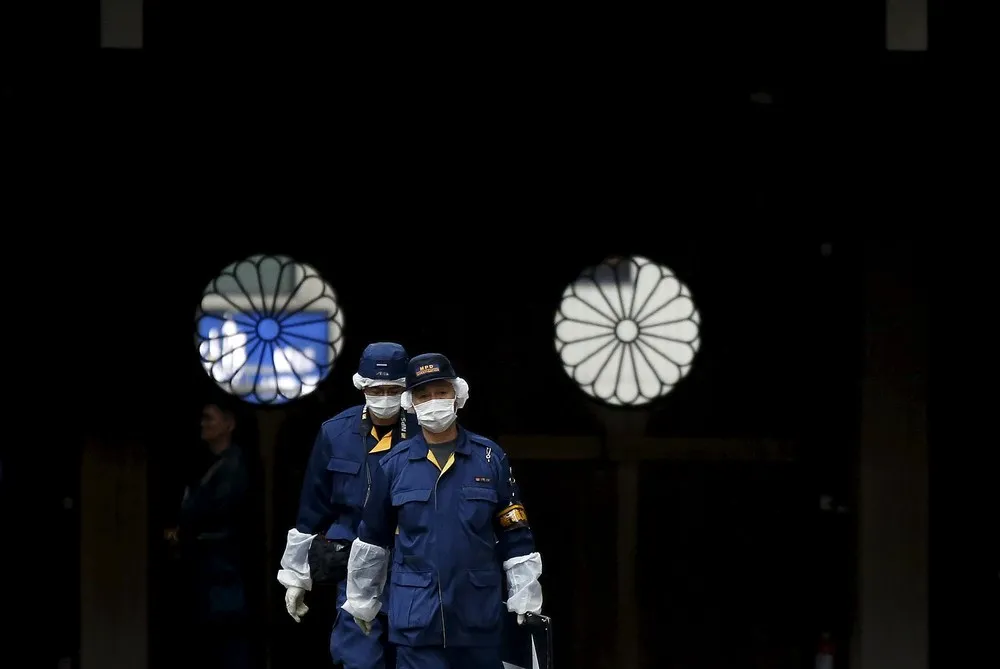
[498,435,795,461]
[611,437,796,461]
[498,435,601,459]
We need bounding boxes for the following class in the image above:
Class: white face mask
[414,398,457,433]
[366,394,401,419]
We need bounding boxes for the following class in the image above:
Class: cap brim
[406,375,457,391]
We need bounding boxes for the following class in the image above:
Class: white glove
[285,586,309,622]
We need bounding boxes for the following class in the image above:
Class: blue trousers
[331,581,390,669]
[395,645,501,669]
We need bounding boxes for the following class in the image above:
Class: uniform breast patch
[474,476,491,483]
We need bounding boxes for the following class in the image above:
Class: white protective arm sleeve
[341,538,390,622]
[276,528,316,590]
[504,552,543,615]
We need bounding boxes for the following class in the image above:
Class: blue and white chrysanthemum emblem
[195,254,345,405]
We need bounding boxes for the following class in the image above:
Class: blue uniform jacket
[358,427,536,648]
[295,405,418,543]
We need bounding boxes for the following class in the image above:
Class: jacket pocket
[388,569,437,631]
[459,485,497,532]
[392,488,433,531]
[327,457,364,506]
[455,568,503,630]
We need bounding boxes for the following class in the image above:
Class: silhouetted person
[168,399,256,669]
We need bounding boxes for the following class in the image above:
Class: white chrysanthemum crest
[554,255,701,406]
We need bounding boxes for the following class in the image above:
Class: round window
[195,254,345,404]
[554,255,701,406]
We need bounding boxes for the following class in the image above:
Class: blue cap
[358,342,409,381]
[406,352,457,391]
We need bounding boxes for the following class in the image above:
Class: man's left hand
[355,617,372,635]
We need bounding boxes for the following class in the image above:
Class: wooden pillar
[80,439,148,669]
[594,406,649,669]
[256,409,286,669]
[615,459,640,669]
[851,245,927,669]
[570,472,588,668]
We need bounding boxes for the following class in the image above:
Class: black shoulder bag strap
[308,406,406,585]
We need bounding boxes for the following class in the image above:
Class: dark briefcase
[501,612,553,669]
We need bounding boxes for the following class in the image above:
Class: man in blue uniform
[342,353,544,669]
[277,342,417,669]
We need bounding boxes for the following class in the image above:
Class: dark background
[1,3,936,666]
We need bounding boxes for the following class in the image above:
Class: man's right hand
[285,586,309,622]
